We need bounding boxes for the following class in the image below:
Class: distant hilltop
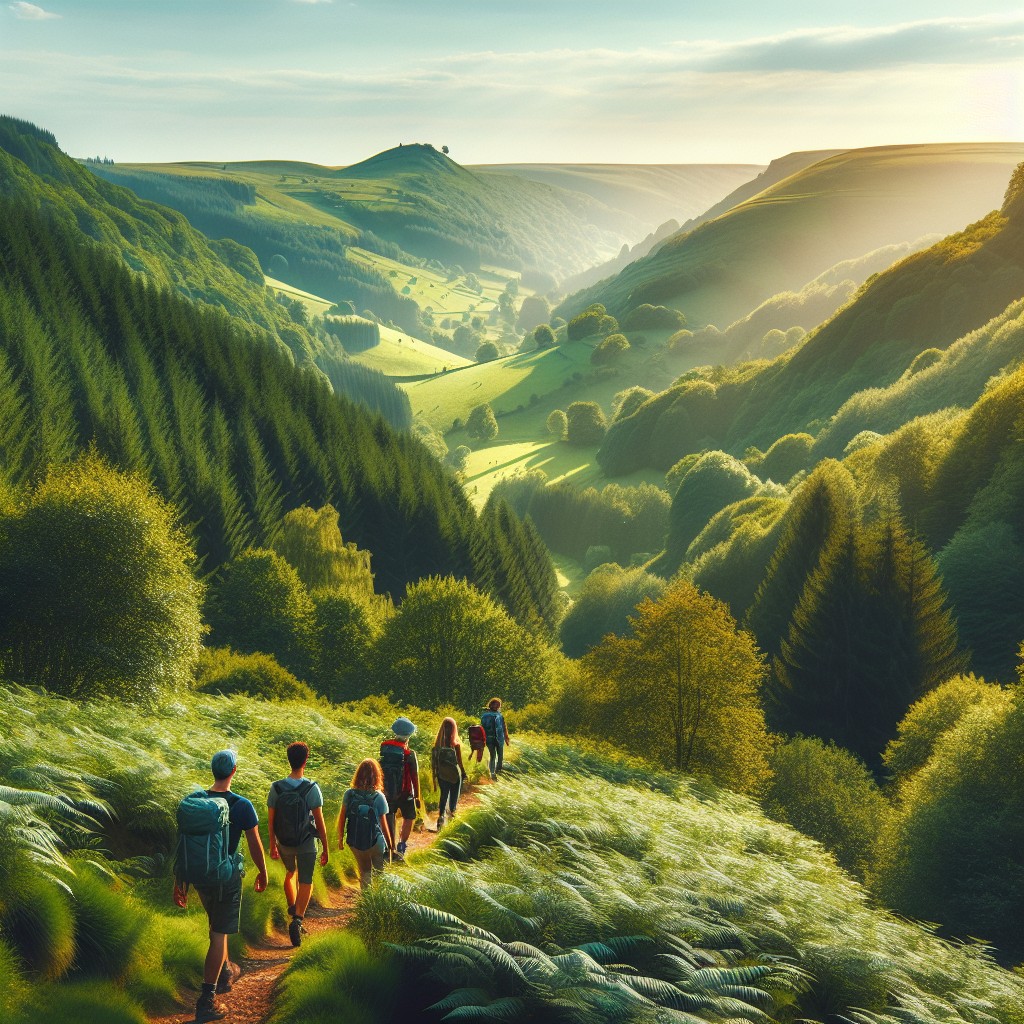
[336,142,465,179]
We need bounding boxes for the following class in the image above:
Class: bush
[195,647,314,701]
[620,303,686,330]
[533,323,556,348]
[0,855,75,979]
[206,548,316,678]
[0,455,203,700]
[612,386,653,422]
[271,931,400,1024]
[565,401,607,446]
[311,593,381,702]
[763,737,890,880]
[66,865,148,983]
[369,576,558,711]
[566,303,607,341]
[590,333,630,365]
[882,674,1009,787]
[545,409,567,440]
[465,403,498,442]
[475,340,499,362]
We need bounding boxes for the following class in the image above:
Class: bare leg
[204,931,229,985]
[283,870,297,911]
[295,881,313,917]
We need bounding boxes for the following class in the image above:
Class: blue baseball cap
[211,749,238,779]
[391,717,416,738]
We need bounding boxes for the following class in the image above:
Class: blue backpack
[345,790,381,851]
[481,711,502,744]
[173,792,242,888]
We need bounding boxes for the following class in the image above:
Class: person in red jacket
[378,717,420,860]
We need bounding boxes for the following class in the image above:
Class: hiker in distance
[173,750,268,1024]
[268,741,329,947]
[431,716,468,829]
[481,697,511,780]
[338,758,395,889]
[379,716,421,860]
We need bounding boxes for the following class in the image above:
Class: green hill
[0,153,558,625]
[559,143,1024,335]
[598,166,1024,477]
[474,162,763,230]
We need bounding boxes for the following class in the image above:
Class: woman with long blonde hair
[431,717,468,829]
[338,758,394,889]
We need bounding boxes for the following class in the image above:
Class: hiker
[268,741,329,947]
[431,716,468,829]
[480,698,511,780]
[338,758,394,889]
[173,750,268,1024]
[379,716,421,860]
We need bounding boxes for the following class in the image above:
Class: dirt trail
[152,788,483,1024]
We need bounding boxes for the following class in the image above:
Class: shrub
[620,303,686,331]
[566,303,607,341]
[532,323,556,348]
[0,854,75,980]
[565,401,607,446]
[206,548,315,678]
[0,455,203,700]
[195,647,314,701]
[545,409,567,440]
[369,576,557,712]
[465,403,498,442]
[475,340,499,362]
[310,593,381,702]
[882,673,1009,787]
[590,332,630,365]
[763,737,890,880]
[612,386,653,422]
[271,931,400,1024]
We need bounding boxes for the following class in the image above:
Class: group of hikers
[173,699,511,1023]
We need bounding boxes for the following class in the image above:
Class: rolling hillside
[559,143,1024,336]
[475,162,763,230]
[598,170,1024,476]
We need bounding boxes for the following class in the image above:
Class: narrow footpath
[153,787,483,1024]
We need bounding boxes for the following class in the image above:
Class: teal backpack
[173,792,242,888]
[345,790,381,851]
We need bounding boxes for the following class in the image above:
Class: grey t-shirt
[268,777,324,853]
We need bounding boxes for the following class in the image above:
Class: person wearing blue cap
[173,750,268,1023]
[379,717,420,860]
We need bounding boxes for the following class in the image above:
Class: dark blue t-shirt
[206,789,259,854]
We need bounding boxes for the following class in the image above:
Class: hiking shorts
[278,845,317,885]
[196,872,243,935]
[391,795,417,820]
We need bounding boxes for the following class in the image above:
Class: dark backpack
[435,745,459,783]
[380,741,410,801]
[173,791,241,888]
[272,779,316,847]
[345,790,380,851]
[481,711,501,743]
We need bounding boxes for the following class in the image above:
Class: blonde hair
[351,758,383,792]
[434,716,460,748]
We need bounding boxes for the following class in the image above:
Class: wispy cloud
[9,1,60,19]
[291,0,332,4]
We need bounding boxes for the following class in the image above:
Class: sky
[2,0,1022,165]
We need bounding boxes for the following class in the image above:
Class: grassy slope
[126,145,641,278]
[292,736,1024,1024]
[474,162,763,228]
[560,143,1024,333]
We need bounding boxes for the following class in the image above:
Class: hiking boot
[215,961,240,994]
[288,916,304,947]
[390,846,404,863]
[436,813,446,829]
[397,840,408,857]
[195,991,227,1023]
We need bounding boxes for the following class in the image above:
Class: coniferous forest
[2,6,1024,1019]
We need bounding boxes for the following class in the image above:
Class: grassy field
[347,325,471,377]
[265,275,335,316]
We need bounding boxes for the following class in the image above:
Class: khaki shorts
[278,844,317,885]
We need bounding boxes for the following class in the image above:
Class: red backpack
[467,725,486,762]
